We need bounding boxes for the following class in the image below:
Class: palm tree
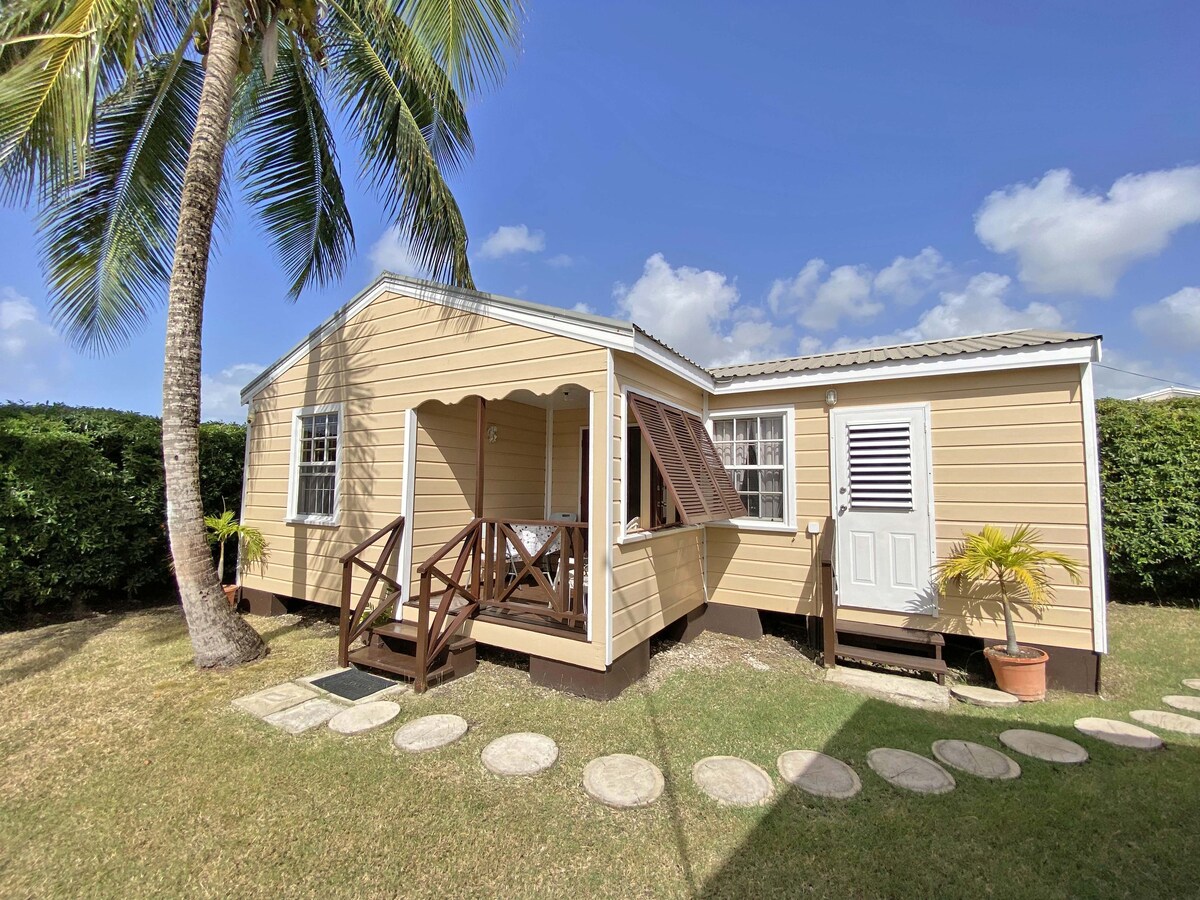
[935,524,1081,657]
[0,0,520,666]
[205,509,268,583]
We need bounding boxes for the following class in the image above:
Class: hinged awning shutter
[628,393,747,525]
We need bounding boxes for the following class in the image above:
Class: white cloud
[873,247,950,305]
[479,224,545,260]
[202,363,265,423]
[810,272,1065,355]
[572,301,594,314]
[769,251,945,331]
[769,260,882,332]
[546,253,574,268]
[0,288,70,400]
[1133,286,1200,352]
[614,253,783,366]
[369,226,424,277]
[975,166,1200,296]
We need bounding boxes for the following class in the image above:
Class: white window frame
[286,402,344,526]
[705,404,796,533]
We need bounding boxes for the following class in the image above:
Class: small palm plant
[936,524,1081,657]
[205,511,269,584]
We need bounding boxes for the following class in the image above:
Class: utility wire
[1095,363,1200,393]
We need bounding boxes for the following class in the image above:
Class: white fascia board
[631,330,716,391]
[711,340,1101,395]
[1080,362,1108,654]
[240,273,654,404]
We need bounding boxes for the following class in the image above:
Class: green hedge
[1097,397,1200,603]
[0,404,245,625]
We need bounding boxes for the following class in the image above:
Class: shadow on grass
[0,614,125,689]
[694,697,1200,899]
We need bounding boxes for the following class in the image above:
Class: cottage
[238,274,1106,696]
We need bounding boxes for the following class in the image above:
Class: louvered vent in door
[846,421,914,509]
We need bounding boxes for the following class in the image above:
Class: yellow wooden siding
[707,364,1097,650]
[549,407,589,517]
[240,287,607,663]
[607,353,709,658]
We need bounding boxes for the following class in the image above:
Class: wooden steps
[832,621,947,684]
[347,621,477,687]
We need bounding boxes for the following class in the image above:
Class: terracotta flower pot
[222,584,240,608]
[985,645,1049,701]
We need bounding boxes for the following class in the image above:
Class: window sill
[617,524,703,546]
[285,515,340,528]
[706,519,797,534]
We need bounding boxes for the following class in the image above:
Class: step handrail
[338,515,406,667]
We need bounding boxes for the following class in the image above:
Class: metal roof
[707,330,1101,379]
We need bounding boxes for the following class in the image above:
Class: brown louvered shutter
[627,393,747,525]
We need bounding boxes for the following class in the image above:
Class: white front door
[831,404,936,615]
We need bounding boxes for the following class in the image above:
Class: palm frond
[0,0,192,198]
[326,0,474,285]
[401,0,520,96]
[237,36,354,298]
[38,52,203,352]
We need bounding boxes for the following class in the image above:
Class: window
[626,393,744,527]
[289,406,341,522]
[711,413,786,521]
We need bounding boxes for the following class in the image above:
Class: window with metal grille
[845,421,913,509]
[710,414,786,521]
[295,411,339,518]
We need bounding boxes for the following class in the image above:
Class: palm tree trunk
[162,0,265,667]
[999,584,1019,657]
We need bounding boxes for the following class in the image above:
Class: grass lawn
[2,602,1199,899]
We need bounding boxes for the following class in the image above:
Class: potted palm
[204,511,269,607]
[936,524,1081,701]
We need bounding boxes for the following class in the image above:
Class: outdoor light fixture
[825,389,838,406]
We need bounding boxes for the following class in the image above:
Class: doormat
[312,669,398,701]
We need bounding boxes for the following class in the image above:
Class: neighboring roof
[708,330,1101,379]
[241,273,1102,403]
[1129,386,1200,402]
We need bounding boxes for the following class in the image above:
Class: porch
[338,385,602,691]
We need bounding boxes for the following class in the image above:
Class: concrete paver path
[867,749,955,794]
[233,682,317,718]
[1163,695,1200,714]
[1130,709,1200,736]
[329,701,402,735]
[776,750,862,799]
[932,740,1021,780]
[691,756,775,807]
[481,733,559,776]
[999,729,1088,764]
[1074,717,1163,750]
[583,754,664,809]
[263,698,344,734]
[950,685,1020,708]
[393,714,469,752]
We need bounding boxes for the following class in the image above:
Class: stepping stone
[1163,695,1200,714]
[1130,709,1200,736]
[999,729,1088,764]
[826,667,949,711]
[1074,717,1163,750]
[776,750,862,799]
[582,754,664,809]
[1182,679,1200,691]
[481,732,559,776]
[932,740,1021,780]
[393,714,469,752]
[692,756,775,807]
[867,749,955,794]
[950,684,1020,708]
[233,682,317,718]
[263,698,344,734]
[328,701,401,735]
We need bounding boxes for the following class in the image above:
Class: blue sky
[3,1,1199,420]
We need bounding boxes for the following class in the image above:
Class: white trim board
[1080,362,1108,654]
[285,402,345,527]
[240,272,1100,409]
[704,403,798,533]
[399,407,418,605]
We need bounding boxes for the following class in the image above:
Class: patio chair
[504,524,560,581]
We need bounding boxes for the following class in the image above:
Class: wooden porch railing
[413,517,589,690]
[337,515,406,667]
